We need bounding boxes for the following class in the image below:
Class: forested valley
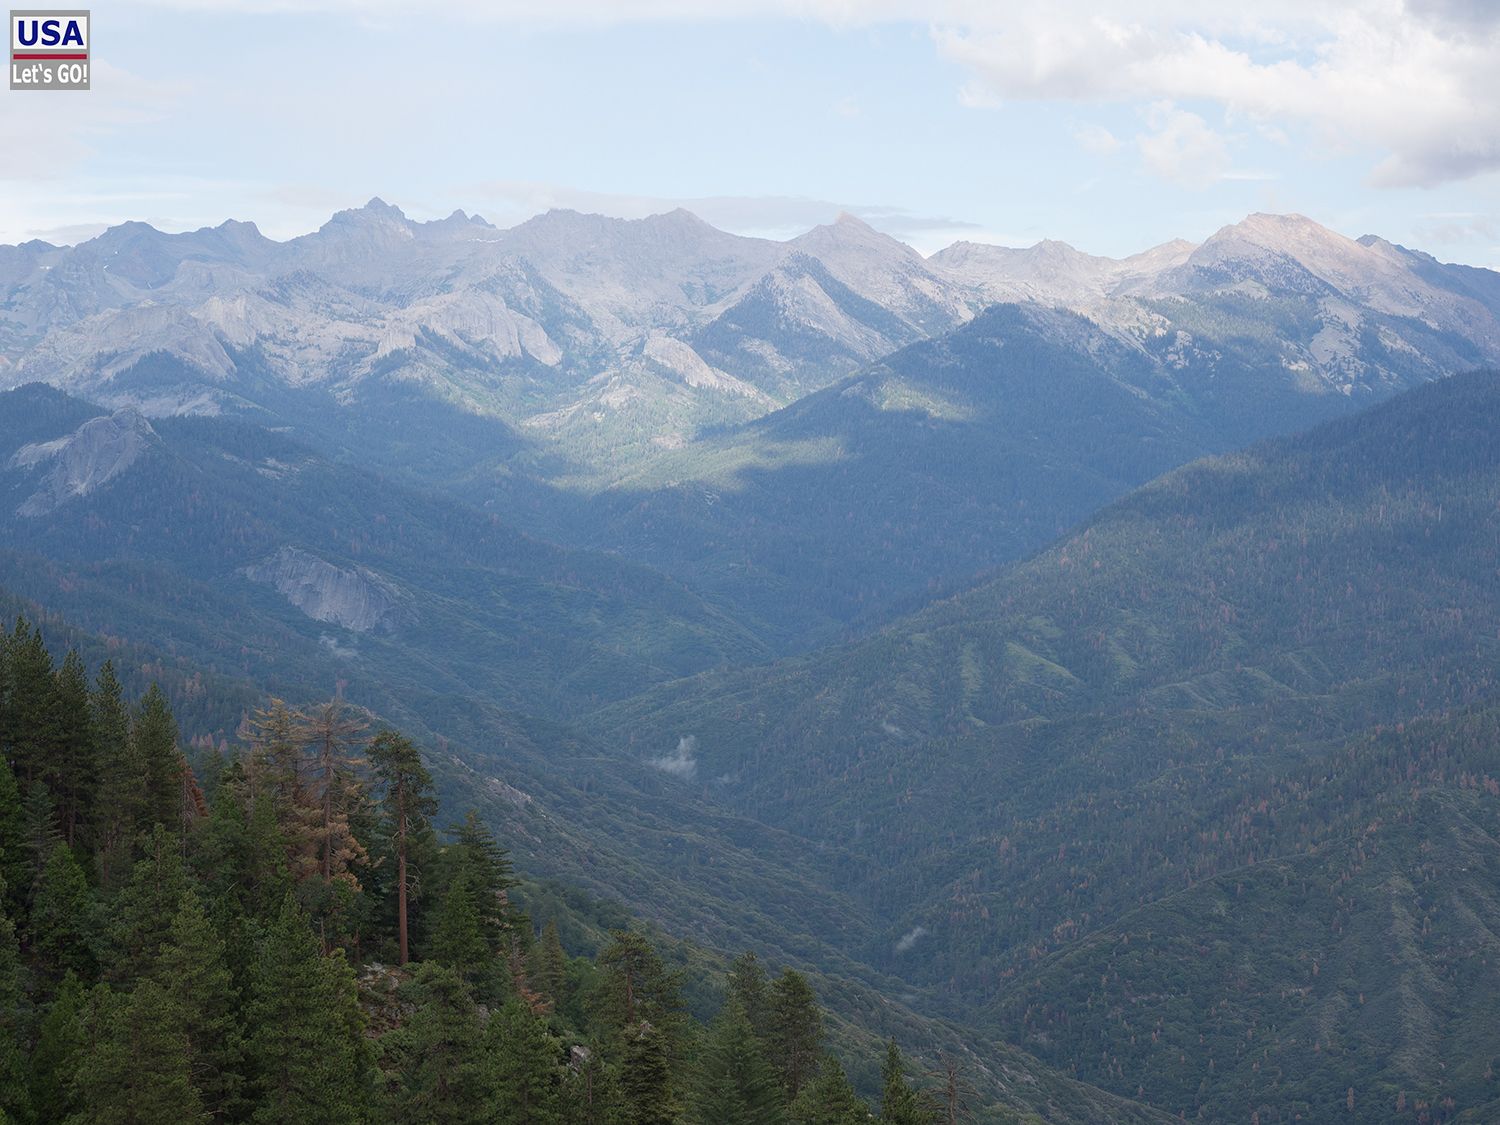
[0,618,970,1125]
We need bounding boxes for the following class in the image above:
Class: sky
[3,0,1500,266]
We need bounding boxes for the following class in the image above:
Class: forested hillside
[0,610,1185,1124]
[592,371,1500,1121]
[0,615,979,1125]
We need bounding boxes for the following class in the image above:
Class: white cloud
[649,736,698,780]
[1136,102,1231,188]
[129,0,1500,187]
[928,2,1500,188]
[0,61,181,184]
[1073,122,1121,156]
[894,924,928,954]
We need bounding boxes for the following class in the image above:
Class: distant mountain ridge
[7,202,1500,648]
[4,203,1497,476]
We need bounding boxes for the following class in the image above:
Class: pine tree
[28,970,84,1124]
[243,699,304,813]
[727,950,771,1042]
[296,701,368,886]
[485,995,563,1124]
[367,730,436,966]
[90,661,139,890]
[245,894,371,1125]
[595,930,684,1042]
[432,873,494,993]
[30,844,95,981]
[561,1041,622,1125]
[618,1018,678,1125]
[192,762,291,924]
[879,1042,933,1125]
[688,996,786,1125]
[769,969,823,1099]
[70,981,202,1125]
[0,764,27,917]
[531,918,569,1008]
[389,962,487,1125]
[0,907,30,1124]
[155,891,246,1123]
[447,810,520,958]
[21,781,60,888]
[4,622,59,790]
[50,652,95,852]
[131,685,183,833]
[106,825,189,983]
[789,1055,868,1125]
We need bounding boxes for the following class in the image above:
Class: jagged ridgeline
[5,206,1500,644]
[0,624,996,1124]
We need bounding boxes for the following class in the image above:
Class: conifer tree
[193,762,293,928]
[0,907,30,1124]
[688,996,786,1125]
[879,1042,933,1125]
[0,765,27,917]
[617,1018,678,1125]
[106,825,189,983]
[561,1040,622,1125]
[131,685,183,834]
[30,844,95,982]
[28,970,84,1124]
[294,701,368,921]
[367,730,436,966]
[432,873,494,994]
[770,969,823,1099]
[244,700,304,816]
[70,981,201,1125]
[245,895,371,1125]
[155,891,246,1123]
[0,626,8,758]
[4,623,58,790]
[389,962,487,1125]
[595,930,684,1042]
[50,652,95,851]
[90,661,139,890]
[727,950,771,1042]
[531,918,569,1008]
[21,781,60,888]
[448,810,520,958]
[789,1055,868,1125]
[485,995,564,1124]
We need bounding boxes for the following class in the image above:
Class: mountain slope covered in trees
[589,371,1500,1120]
[0,610,1175,1124]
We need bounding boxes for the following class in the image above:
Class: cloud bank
[150,0,1500,188]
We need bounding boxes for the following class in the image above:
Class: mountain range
[7,203,1499,641]
[4,201,1500,1121]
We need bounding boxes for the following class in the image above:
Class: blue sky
[4,1,1499,265]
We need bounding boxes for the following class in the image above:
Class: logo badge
[10,10,89,90]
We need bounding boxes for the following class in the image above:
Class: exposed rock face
[2,202,1498,477]
[242,546,407,633]
[12,408,156,516]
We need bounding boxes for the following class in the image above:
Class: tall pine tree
[367,730,435,966]
[70,981,202,1125]
[769,969,823,1100]
[245,895,371,1125]
[688,996,786,1125]
[388,962,487,1125]
[485,995,563,1124]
